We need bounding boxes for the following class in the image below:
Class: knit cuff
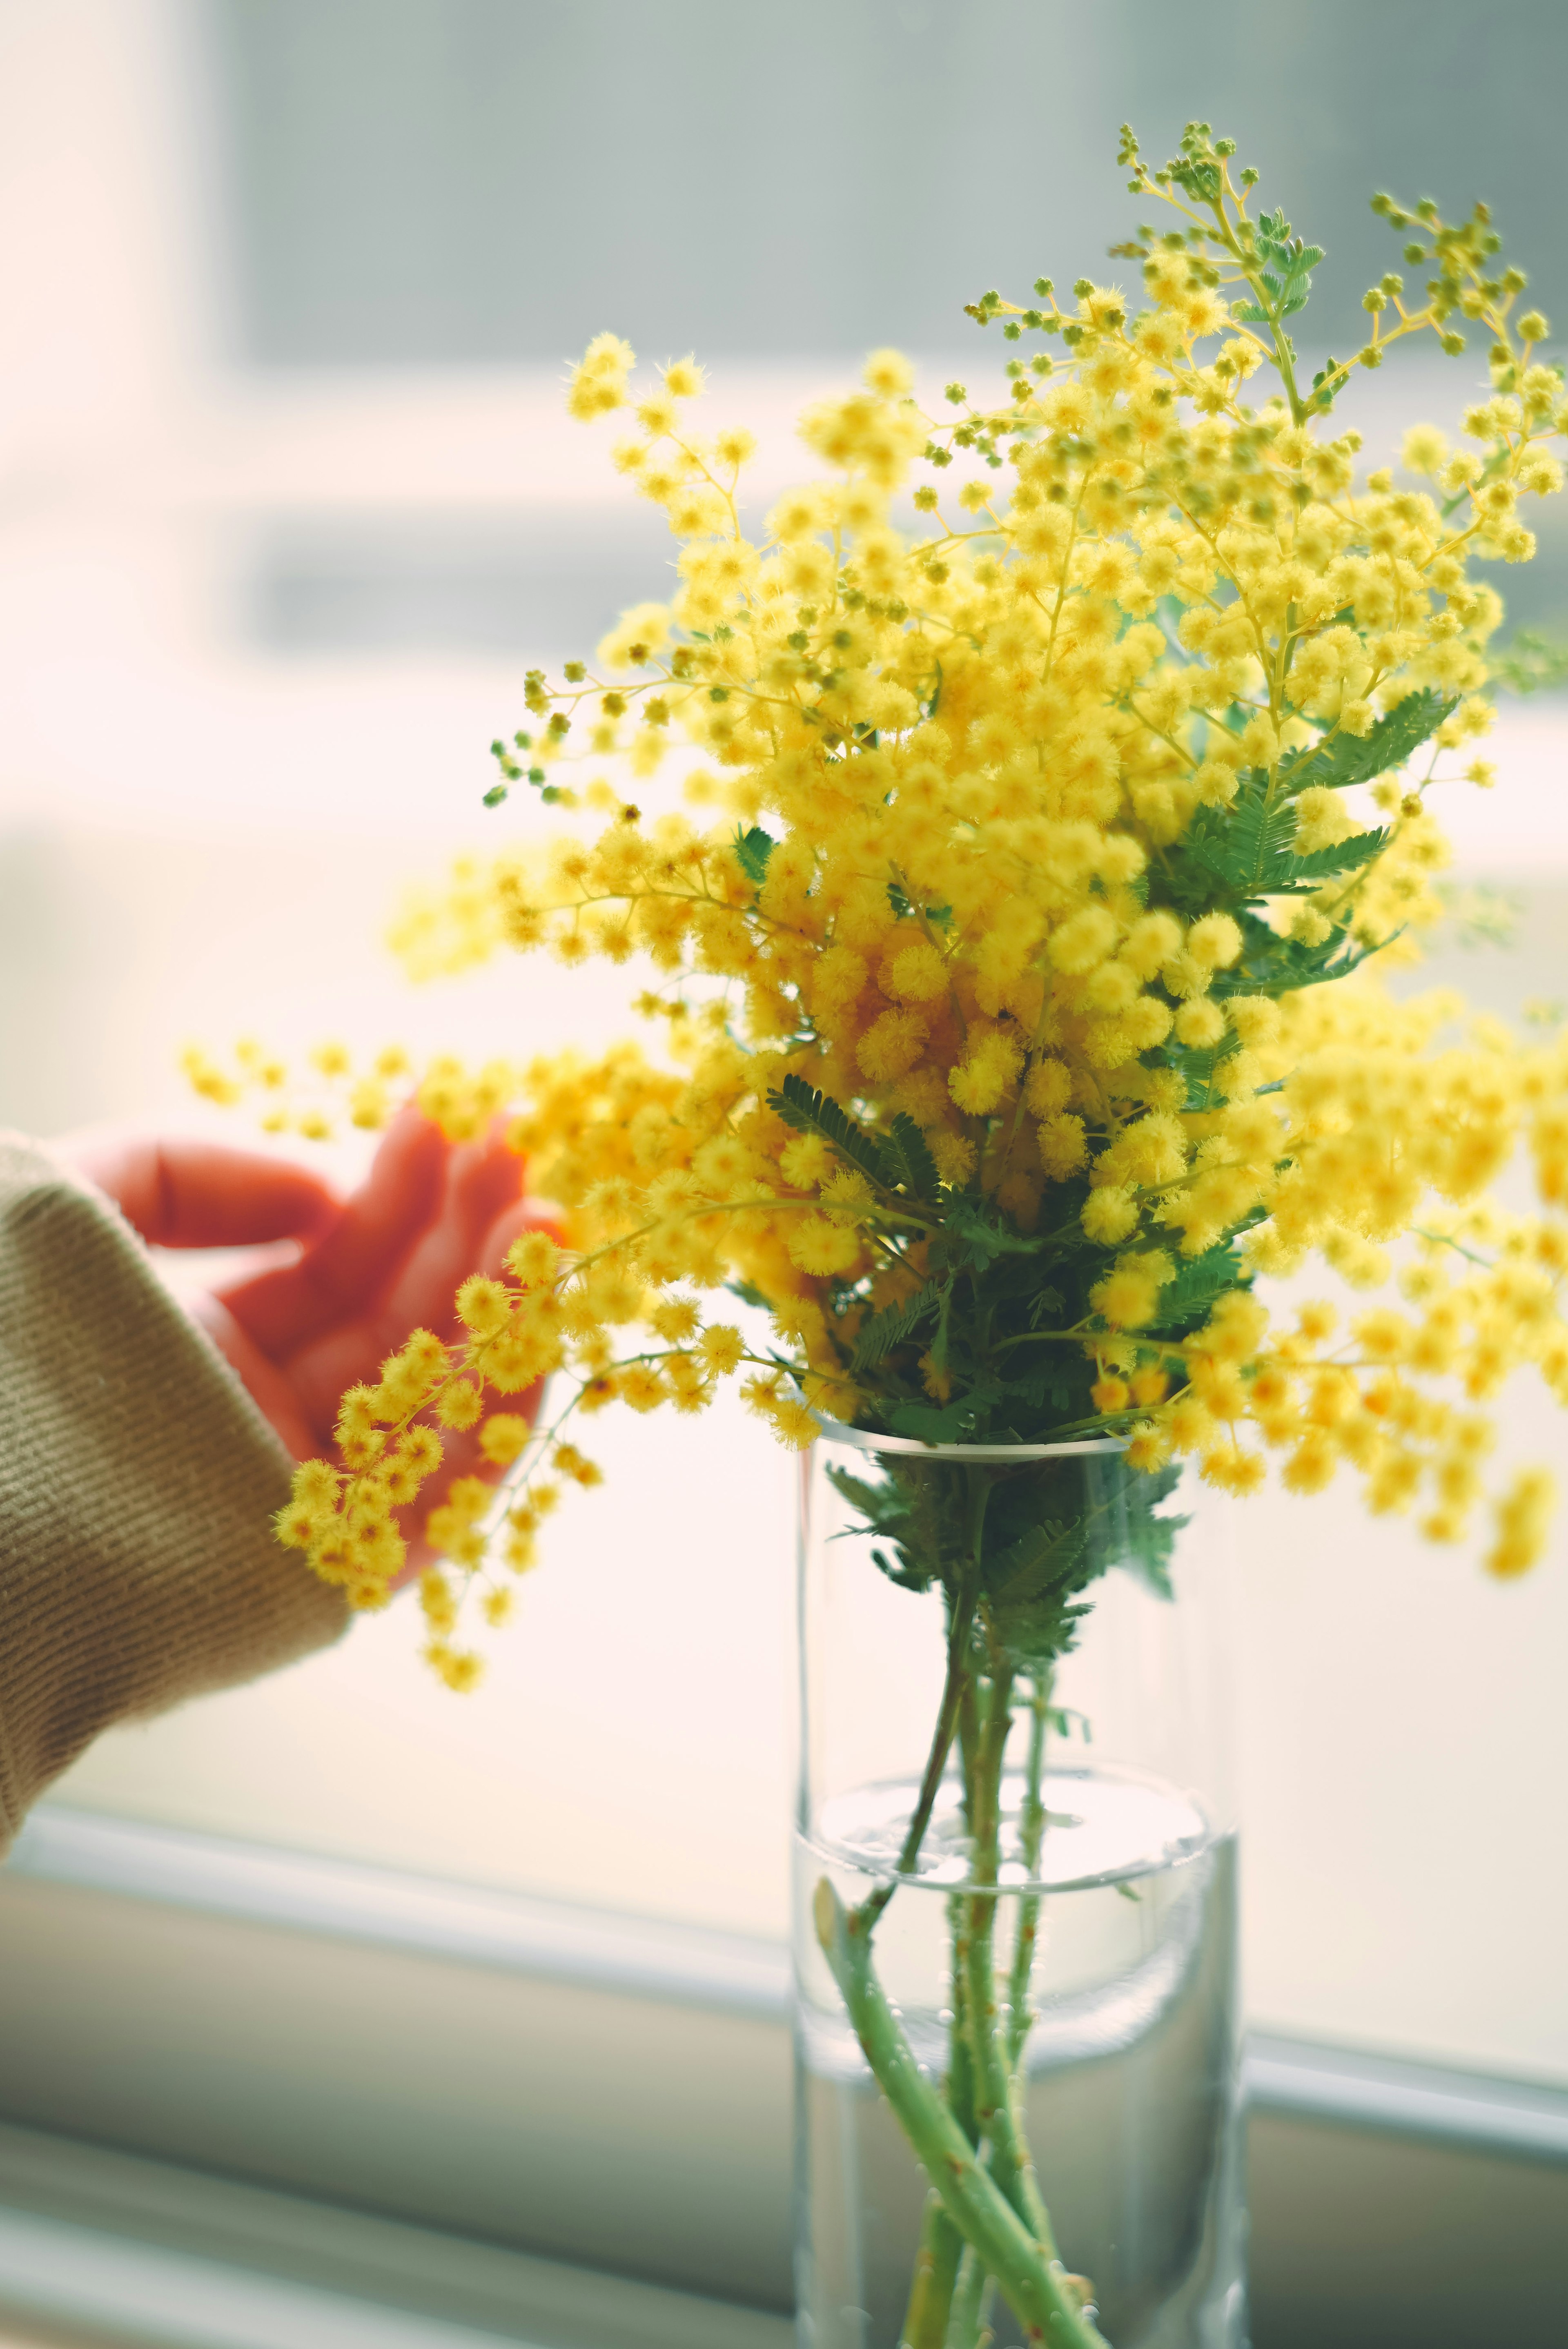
[0,1137,347,1851]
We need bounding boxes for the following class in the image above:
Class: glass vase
[793,1423,1244,2349]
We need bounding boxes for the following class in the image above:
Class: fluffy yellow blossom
[253,120,1568,1674]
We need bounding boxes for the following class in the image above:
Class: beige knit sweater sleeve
[0,1136,347,1853]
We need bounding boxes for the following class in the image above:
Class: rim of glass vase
[811,1409,1128,1464]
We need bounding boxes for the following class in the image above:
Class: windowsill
[5,1806,1568,2348]
[0,2122,790,2349]
[12,1802,1568,2164]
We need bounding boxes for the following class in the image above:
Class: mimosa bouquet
[201,121,1568,2345]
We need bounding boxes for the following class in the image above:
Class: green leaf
[928,1278,954,1372]
[823,1460,910,1533]
[1162,1027,1242,1112]
[1491,629,1568,696]
[1109,1460,1187,1599]
[1435,879,1523,947]
[883,1113,941,1199]
[768,1073,892,1188]
[985,1516,1088,1606]
[938,1196,1046,1268]
[1214,907,1372,995]
[886,882,953,928]
[1185,777,1389,903]
[1280,690,1456,793]
[871,1544,936,1593]
[886,1399,970,1443]
[1146,1239,1250,1334]
[849,1281,943,1375]
[823,1460,933,1592]
[733,825,777,887]
[1227,786,1302,894]
[887,1384,1000,1444]
[1272,826,1388,889]
[1183,777,1293,899]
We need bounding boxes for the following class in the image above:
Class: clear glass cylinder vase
[794,1424,1244,2349]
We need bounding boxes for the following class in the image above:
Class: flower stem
[855,1565,978,1934]
[944,2246,997,2349]
[963,1660,1054,2251]
[815,1879,1109,2348]
[899,2191,966,2349]
[1007,1672,1052,2070]
[900,1885,984,2348]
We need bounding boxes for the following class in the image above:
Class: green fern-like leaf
[939,1196,1047,1266]
[986,1516,1087,1605]
[1229,783,1300,894]
[823,1461,910,1535]
[1270,825,1389,891]
[849,1280,944,1374]
[733,826,777,887]
[1146,1238,1250,1334]
[887,1391,995,1444]
[883,1113,941,1199]
[1190,784,1389,902]
[768,1073,891,1188]
[1281,690,1456,793]
[1217,913,1378,996]
[1164,1028,1242,1112]
[1187,776,1296,897]
[1492,629,1568,696]
[1114,1461,1188,1598]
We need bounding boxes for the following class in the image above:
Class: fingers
[366,1123,528,1353]
[216,1108,450,1357]
[67,1132,341,1250]
[301,1174,559,1589]
[479,1193,565,1281]
[274,1119,529,1440]
[186,1294,322,1462]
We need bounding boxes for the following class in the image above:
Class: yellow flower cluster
[266,123,1568,1674]
[273,1226,628,1683]
[182,1038,412,1141]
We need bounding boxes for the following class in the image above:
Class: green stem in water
[901,2191,966,2349]
[944,2245,992,2348]
[857,1564,978,1934]
[814,1879,1110,2349]
[964,1657,1054,2251]
[948,1889,978,2148]
[900,1707,986,2349]
[899,1894,980,2348]
[1007,1672,1053,2071]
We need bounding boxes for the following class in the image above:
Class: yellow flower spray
[209,121,1568,1687]
[206,118,1568,2345]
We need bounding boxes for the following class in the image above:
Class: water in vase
[795,1764,1245,2349]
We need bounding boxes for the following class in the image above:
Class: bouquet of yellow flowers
[210,119,1568,2344]
[254,119,1567,1645]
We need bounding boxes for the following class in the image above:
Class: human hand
[67,1109,557,1581]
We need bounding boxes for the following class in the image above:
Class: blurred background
[0,4,1566,2345]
